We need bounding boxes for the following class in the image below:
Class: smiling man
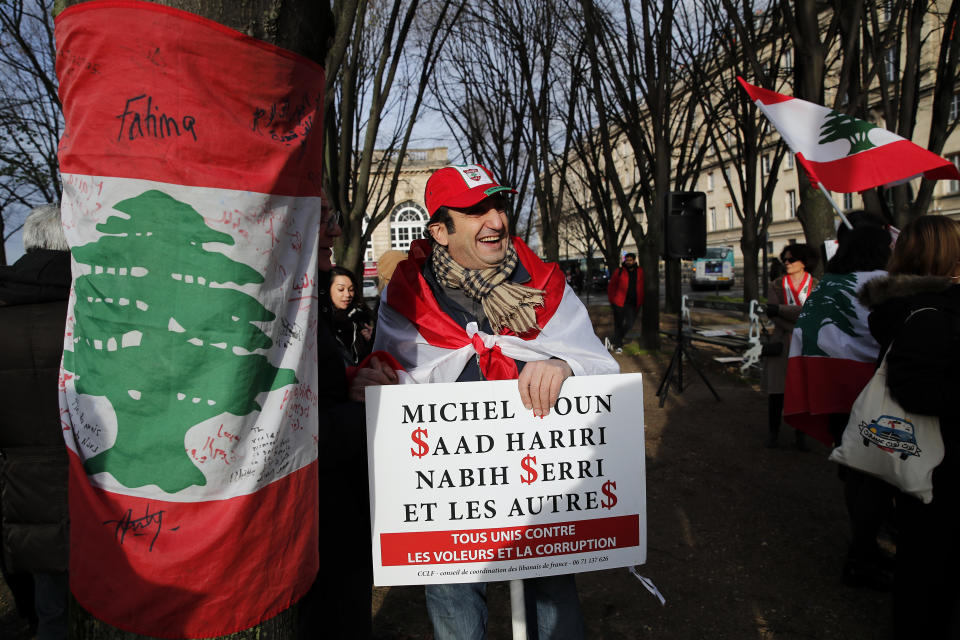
[373,164,618,639]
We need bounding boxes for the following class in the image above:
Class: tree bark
[55,0,332,61]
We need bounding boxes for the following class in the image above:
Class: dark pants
[828,413,896,569]
[768,393,784,434]
[298,401,372,639]
[34,571,68,640]
[611,304,638,348]
[894,493,960,639]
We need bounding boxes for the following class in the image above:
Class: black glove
[765,303,779,318]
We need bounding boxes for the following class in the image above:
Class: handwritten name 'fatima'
[116,95,197,142]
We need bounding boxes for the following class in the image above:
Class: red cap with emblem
[424,164,518,216]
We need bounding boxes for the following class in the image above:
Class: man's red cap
[424,164,517,216]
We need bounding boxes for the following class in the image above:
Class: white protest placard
[365,373,646,586]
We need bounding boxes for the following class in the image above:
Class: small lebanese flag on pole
[737,77,960,192]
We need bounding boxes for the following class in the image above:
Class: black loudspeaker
[663,191,707,259]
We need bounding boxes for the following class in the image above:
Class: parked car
[590,271,609,292]
[363,277,378,300]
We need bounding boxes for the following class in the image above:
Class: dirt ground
[1,308,894,639]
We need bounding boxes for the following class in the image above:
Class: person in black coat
[0,204,71,640]
[297,196,397,639]
[859,215,960,639]
[323,265,374,367]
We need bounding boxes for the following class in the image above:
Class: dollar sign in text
[520,455,538,484]
[410,427,429,458]
[601,480,617,509]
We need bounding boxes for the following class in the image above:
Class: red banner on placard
[380,515,640,566]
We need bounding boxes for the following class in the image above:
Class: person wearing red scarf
[764,243,818,448]
[373,164,617,640]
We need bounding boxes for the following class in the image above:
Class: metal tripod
[655,309,721,407]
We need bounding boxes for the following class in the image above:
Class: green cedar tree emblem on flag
[798,273,861,357]
[63,190,297,493]
[819,110,879,155]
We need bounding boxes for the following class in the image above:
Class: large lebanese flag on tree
[56,2,323,636]
[782,271,885,445]
[737,77,960,191]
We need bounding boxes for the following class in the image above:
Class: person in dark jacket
[606,253,644,353]
[859,215,960,639]
[298,194,397,639]
[323,265,374,366]
[0,204,71,639]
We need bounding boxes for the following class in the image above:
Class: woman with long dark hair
[324,265,373,367]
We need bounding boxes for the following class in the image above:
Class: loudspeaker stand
[655,311,721,407]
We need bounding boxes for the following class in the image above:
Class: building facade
[363,147,449,265]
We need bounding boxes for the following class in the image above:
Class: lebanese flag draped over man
[737,77,960,191]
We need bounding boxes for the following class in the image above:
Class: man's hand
[349,356,399,402]
[518,359,573,418]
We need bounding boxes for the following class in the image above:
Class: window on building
[843,192,854,210]
[362,215,374,262]
[707,171,715,191]
[951,92,960,123]
[785,153,794,170]
[389,201,428,252]
[782,48,793,73]
[726,204,735,229]
[787,190,797,218]
[884,48,897,82]
[761,154,770,176]
[709,206,717,231]
[949,155,960,193]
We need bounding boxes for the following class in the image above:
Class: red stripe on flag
[783,356,876,444]
[380,515,639,566]
[737,77,793,105]
[799,140,960,192]
[68,452,319,638]
[55,1,325,197]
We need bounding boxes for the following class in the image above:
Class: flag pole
[510,579,527,639]
[815,182,854,230]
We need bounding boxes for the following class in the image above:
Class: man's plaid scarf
[430,241,545,334]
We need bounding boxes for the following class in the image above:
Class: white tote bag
[829,309,945,504]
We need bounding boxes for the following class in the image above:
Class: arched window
[390,201,428,251]
[362,215,374,262]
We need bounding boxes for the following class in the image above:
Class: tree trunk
[740,219,759,306]
[639,241,661,350]
[796,186,833,277]
[53,1,329,638]
[55,0,331,59]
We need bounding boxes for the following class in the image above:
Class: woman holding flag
[764,243,818,449]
